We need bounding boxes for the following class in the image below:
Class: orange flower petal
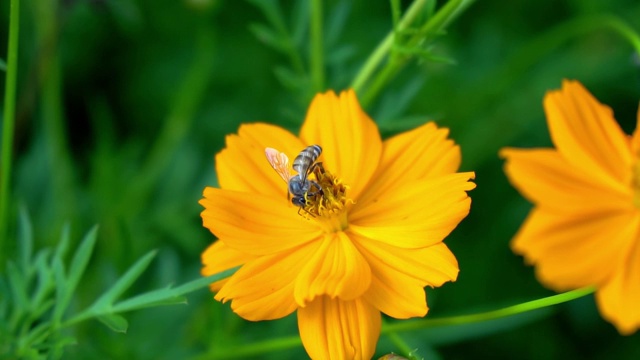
[201,240,256,292]
[200,187,322,255]
[352,233,459,318]
[294,232,371,305]
[501,148,633,212]
[358,121,461,207]
[349,172,475,248]
[299,90,382,200]
[298,296,380,360]
[512,208,639,291]
[596,235,640,335]
[216,123,304,196]
[544,80,632,189]
[214,243,321,321]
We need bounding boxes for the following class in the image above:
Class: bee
[265,145,323,212]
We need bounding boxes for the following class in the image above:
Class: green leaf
[113,291,187,312]
[325,1,351,46]
[246,0,284,34]
[17,207,33,274]
[53,223,71,262]
[91,250,157,309]
[0,58,6,71]
[249,23,289,53]
[7,261,29,312]
[290,0,308,46]
[24,321,52,346]
[97,314,129,333]
[52,256,66,321]
[30,249,54,310]
[112,268,238,313]
[273,66,305,90]
[43,335,77,360]
[52,226,98,321]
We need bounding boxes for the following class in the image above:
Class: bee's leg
[310,162,325,177]
[306,180,323,196]
[297,204,316,217]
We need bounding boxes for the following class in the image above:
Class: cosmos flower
[200,89,475,359]
[501,80,640,335]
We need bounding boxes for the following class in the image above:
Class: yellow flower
[200,89,475,359]
[501,80,640,335]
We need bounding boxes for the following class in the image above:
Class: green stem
[385,330,417,360]
[310,0,324,92]
[353,0,475,107]
[350,0,428,94]
[601,14,640,56]
[201,336,302,360]
[360,58,402,108]
[200,287,594,359]
[383,287,595,333]
[0,0,20,266]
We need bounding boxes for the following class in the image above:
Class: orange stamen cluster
[302,164,352,221]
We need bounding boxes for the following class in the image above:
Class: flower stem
[350,0,428,95]
[310,0,324,92]
[382,287,595,333]
[0,0,20,266]
[352,0,475,108]
[198,335,301,360]
[385,330,418,360]
[198,287,594,359]
[597,14,640,57]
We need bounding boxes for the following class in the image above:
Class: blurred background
[1,0,640,359]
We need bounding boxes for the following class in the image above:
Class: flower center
[302,163,352,232]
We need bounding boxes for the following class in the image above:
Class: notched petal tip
[543,79,633,187]
[298,297,381,360]
[300,88,382,200]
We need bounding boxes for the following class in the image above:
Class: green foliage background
[1,0,640,359]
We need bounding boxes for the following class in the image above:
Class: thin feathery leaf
[249,23,289,53]
[112,268,238,313]
[53,223,71,262]
[91,250,158,309]
[17,207,33,274]
[52,226,98,321]
[97,314,129,333]
[31,249,54,311]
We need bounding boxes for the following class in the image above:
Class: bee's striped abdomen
[292,145,322,177]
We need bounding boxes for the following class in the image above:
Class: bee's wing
[265,147,291,183]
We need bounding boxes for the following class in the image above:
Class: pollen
[302,164,353,229]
